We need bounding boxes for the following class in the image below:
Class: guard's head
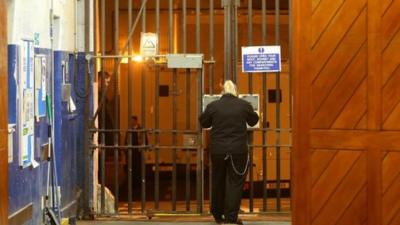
[131,115,138,126]
[222,80,238,97]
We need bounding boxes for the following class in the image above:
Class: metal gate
[89,0,291,217]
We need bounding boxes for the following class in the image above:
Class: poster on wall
[19,39,35,167]
[34,56,47,118]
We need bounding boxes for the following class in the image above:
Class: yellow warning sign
[140,32,158,57]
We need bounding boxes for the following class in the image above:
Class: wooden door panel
[382,152,400,192]
[331,79,367,129]
[381,0,400,50]
[311,0,346,46]
[382,152,400,225]
[382,32,400,85]
[311,150,363,219]
[311,8,367,116]
[382,172,400,225]
[293,0,400,224]
[382,66,400,123]
[312,152,367,225]
[310,0,367,80]
[335,187,367,225]
[311,47,367,128]
[311,150,337,185]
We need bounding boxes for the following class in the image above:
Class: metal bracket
[221,0,240,7]
[166,54,204,69]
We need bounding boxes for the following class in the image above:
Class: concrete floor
[77,214,291,225]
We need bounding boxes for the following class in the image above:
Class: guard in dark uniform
[199,80,259,225]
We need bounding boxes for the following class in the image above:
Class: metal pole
[288,0,293,212]
[113,0,119,214]
[232,1,238,82]
[127,0,133,215]
[119,0,148,61]
[83,0,92,217]
[141,0,147,213]
[247,0,254,213]
[209,0,214,95]
[223,0,231,80]
[275,0,282,211]
[208,0,214,212]
[154,0,160,211]
[169,0,178,212]
[196,0,203,213]
[261,0,268,212]
[100,0,106,215]
[182,0,191,212]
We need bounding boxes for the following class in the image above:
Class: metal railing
[90,0,292,217]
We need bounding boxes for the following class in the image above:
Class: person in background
[125,115,147,189]
[199,80,259,225]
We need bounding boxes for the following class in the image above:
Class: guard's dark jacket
[199,94,259,155]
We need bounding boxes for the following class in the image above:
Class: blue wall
[8,45,92,225]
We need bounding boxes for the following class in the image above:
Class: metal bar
[182,0,191,212]
[141,0,147,213]
[208,0,214,213]
[196,0,203,213]
[92,0,99,216]
[93,144,293,149]
[91,145,200,150]
[232,2,238,82]
[127,140,132,214]
[275,0,282,211]
[127,0,133,215]
[223,0,231,80]
[261,0,268,213]
[100,0,106,215]
[83,0,92,217]
[209,0,214,95]
[154,0,160,210]
[118,0,148,60]
[169,0,177,212]
[113,0,120,214]
[247,0,254,213]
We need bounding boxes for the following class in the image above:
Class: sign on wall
[140,32,158,57]
[34,56,47,118]
[242,46,281,73]
[19,40,35,167]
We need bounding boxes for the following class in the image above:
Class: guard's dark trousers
[211,153,248,223]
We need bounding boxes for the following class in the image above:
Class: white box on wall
[8,124,16,163]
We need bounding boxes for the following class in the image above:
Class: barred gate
[89,0,291,217]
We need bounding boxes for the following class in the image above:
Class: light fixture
[132,55,143,63]
[121,57,129,64]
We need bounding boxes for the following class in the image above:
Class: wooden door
[0,0,8,224]
[292,0,400,225]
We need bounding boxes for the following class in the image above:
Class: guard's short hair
[222,80,238,97]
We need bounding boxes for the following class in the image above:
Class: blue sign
[242,46,281,73]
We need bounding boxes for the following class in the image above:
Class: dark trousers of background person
[211,153,247,223]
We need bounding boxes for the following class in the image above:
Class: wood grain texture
[292,0,311,224]
[311,150,362,219]
[294,0,400,223]
[312,152,367,225]
[0,0,8,224]
[311,130,400,150]
[311,8,367,116]
[311,150,337,185]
